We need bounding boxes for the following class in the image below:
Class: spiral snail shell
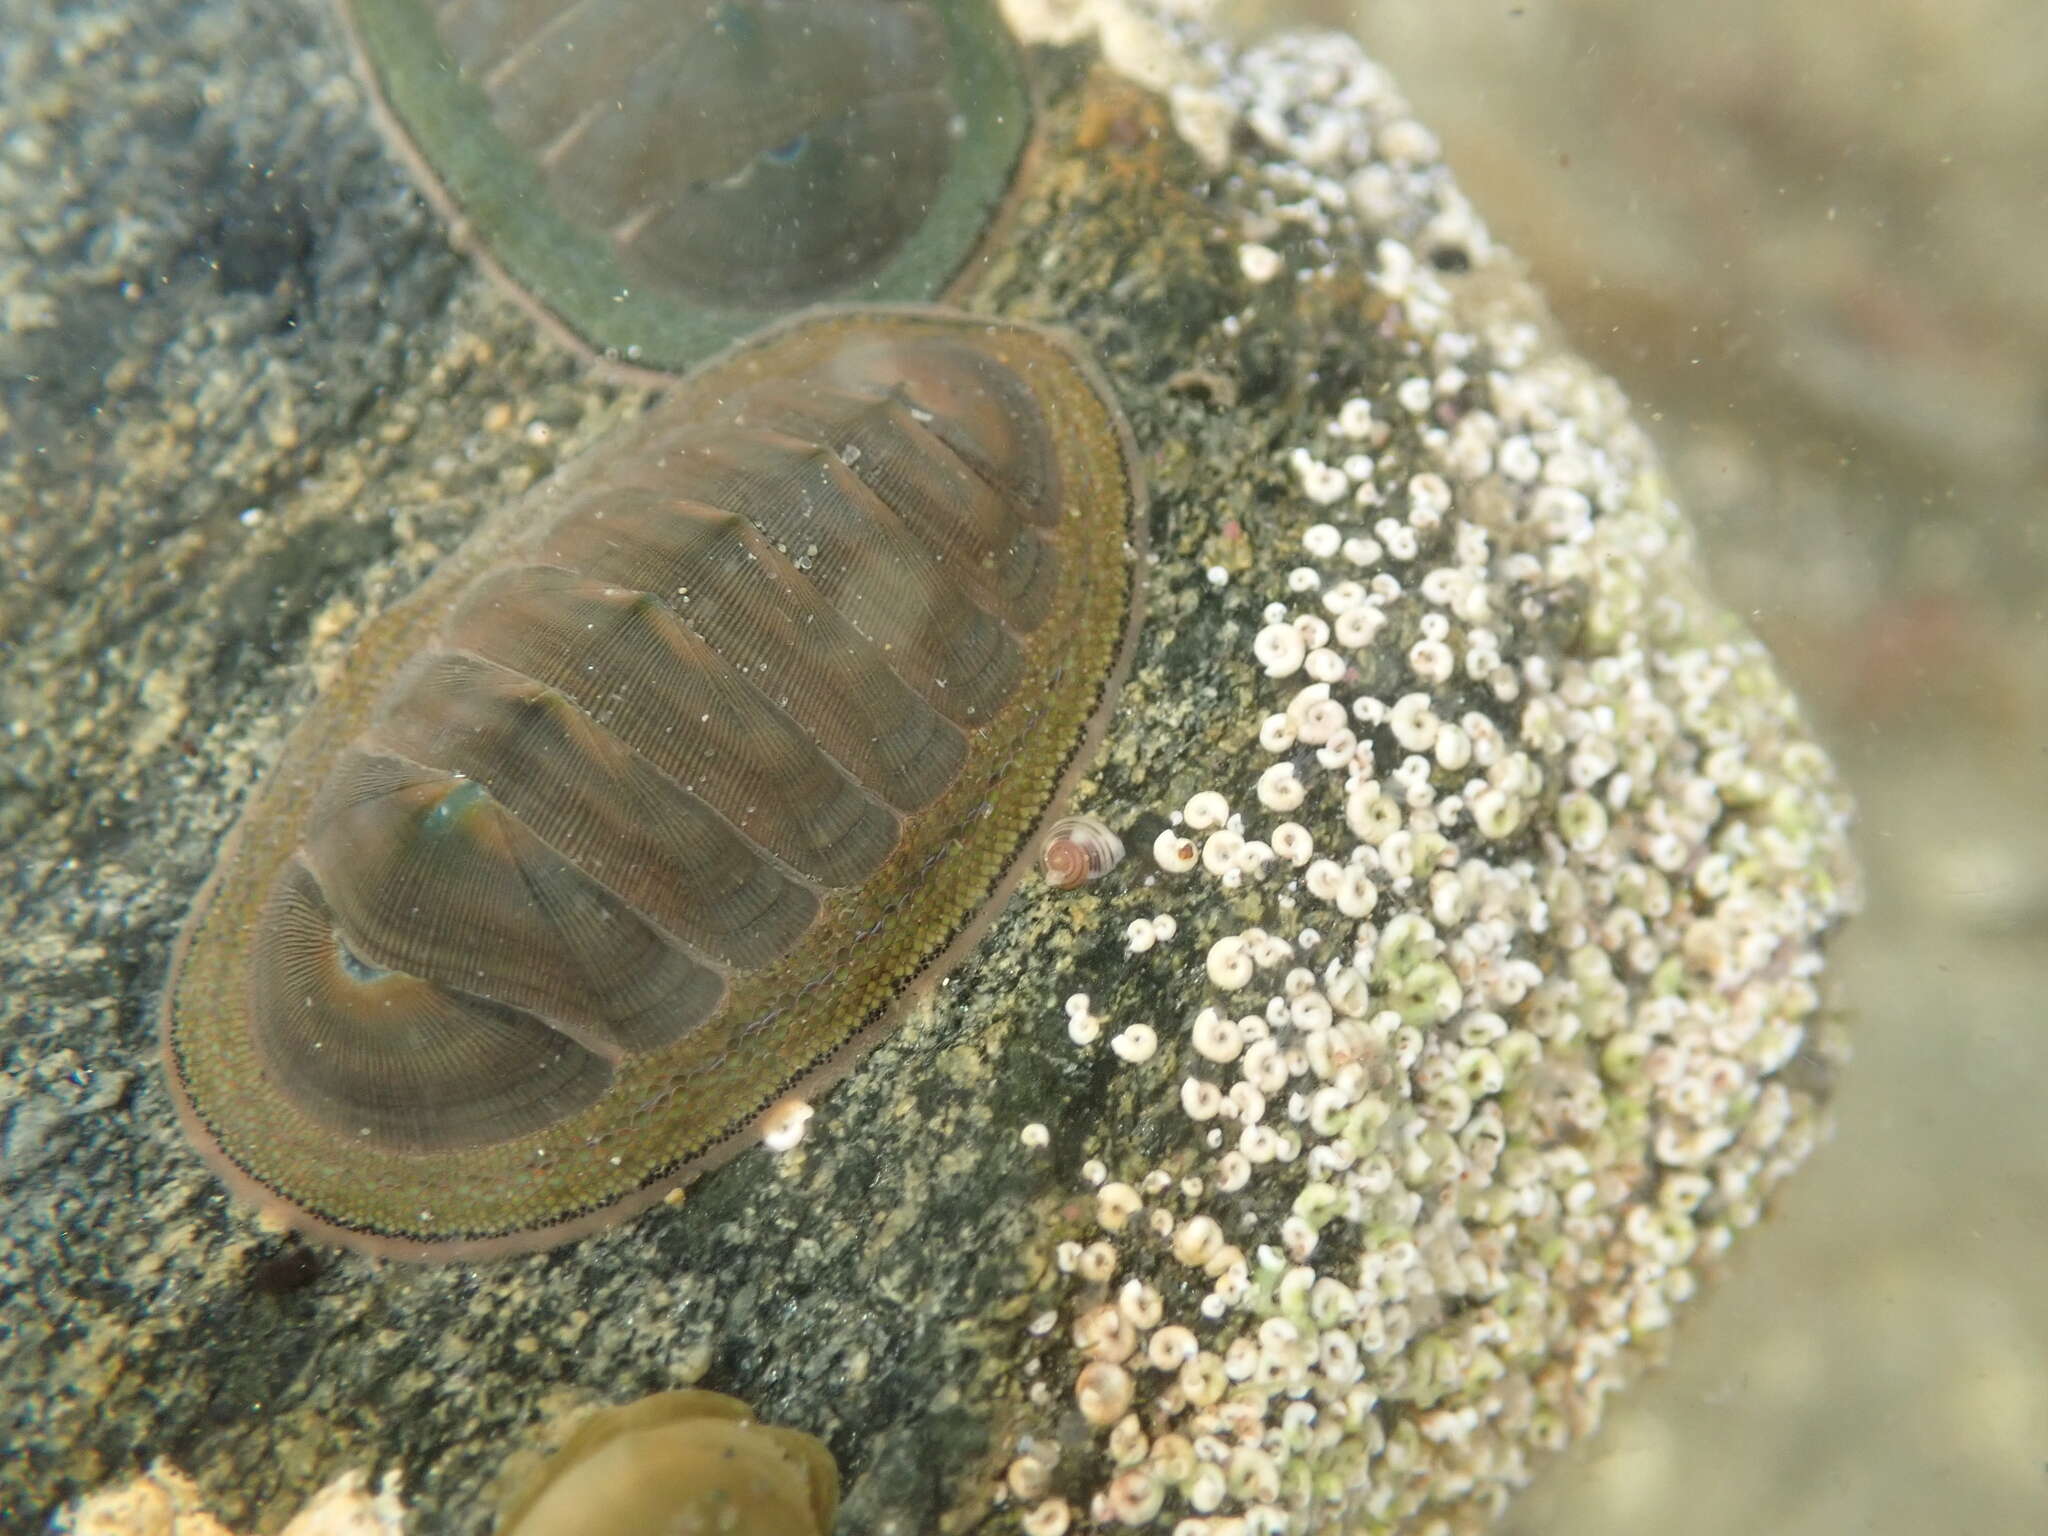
[1039,815,1127,889]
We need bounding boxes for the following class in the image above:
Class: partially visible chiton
[494,1390,838,1536]
[164,308,1143,1258]
[337,0,1031,370]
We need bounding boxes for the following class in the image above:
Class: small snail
[1039,815,1126,889]
[496,1390,837,1536]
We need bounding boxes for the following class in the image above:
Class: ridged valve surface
[164,308,1143,1256]
[338,0,1032,369]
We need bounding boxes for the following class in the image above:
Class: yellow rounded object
[496,1390,838,1536]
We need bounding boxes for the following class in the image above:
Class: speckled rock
[4,1,1855,1533]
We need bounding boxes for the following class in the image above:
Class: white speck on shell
[1238,242,1283,284]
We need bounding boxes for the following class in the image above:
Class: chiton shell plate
[164,307,1143,1257]
[337,0,1032,371]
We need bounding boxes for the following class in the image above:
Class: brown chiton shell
[163,307,1143,1258]
[336,0,1032,371]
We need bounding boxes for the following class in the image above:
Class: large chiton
[164,307,1144,1257]
[337,0,1032,371]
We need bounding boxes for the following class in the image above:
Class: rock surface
[3,1,1855,1533]
[1332,5,2048,1533]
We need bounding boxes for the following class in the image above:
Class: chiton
[164,307,1144,1257]
[495,1391,838,1536]
[337,0,1032,371]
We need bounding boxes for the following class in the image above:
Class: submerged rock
[6,0,1854,1532]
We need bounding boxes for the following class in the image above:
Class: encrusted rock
[9,1,1853,1532]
